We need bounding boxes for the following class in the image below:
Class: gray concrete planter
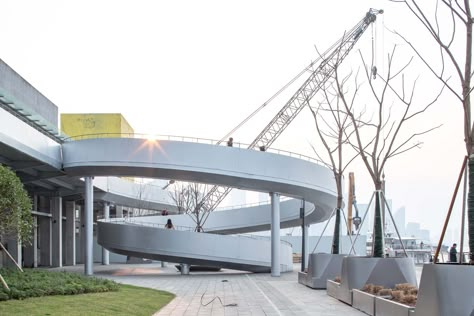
[338,256,417,305]
[352,289,375,315]
[415,264,474,316]
[375,296,414,316]
[326,279,341,300]
[298,253,346,289]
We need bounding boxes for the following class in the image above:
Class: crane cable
[218,12,378,145]
[218,62,317,144]
[217,55,330,145]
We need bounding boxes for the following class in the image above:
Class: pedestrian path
[52,263,366,315]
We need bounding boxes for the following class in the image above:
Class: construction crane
[198,8,383,226]
[347,172,362,235]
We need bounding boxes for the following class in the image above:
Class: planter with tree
[299,67,361,289]
[334,43,440,304]
[390,1,474,315]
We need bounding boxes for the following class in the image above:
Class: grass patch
[0,284,175,315]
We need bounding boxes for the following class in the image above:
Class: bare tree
[134,180,148,216]
[391,0,474,262]
[169,182,210,231]
[309,80,361,254]
[339,46,442,257]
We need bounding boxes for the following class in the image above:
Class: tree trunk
[468,157,474,262]
[373,191,384,257]
[331,208,341,254]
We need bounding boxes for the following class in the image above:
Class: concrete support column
[4,237,21,268]
[23,216,38,268]
[39,216,51,266]
[303,224,309,270]
[24,194,38,268]
[84,177,94,275]
[180,263,190,275]
[65,201,76,266]
[102,203,110,265]
[270,192,280,277]
[78,206,84,264]
[116,205,123,218]
[51,196,62,267]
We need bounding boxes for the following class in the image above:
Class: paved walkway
[52,263,367,316]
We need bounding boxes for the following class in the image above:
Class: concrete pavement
[51,263,366,316]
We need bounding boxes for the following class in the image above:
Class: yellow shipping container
[61,113,134,140]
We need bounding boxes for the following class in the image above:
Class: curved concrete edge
[98,175,336,234]
[298,253,347,289]
[62,138,337,199]
[63,138,337,273]
[93,177,178,212]
[415,264,474,316]
[338,257,417,305]
[97,221,293,273]
[125,199,325,234]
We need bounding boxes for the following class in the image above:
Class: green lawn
[0,284,175,316]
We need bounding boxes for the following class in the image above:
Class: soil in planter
[361,283,418,307]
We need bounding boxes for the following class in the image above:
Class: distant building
[419,229,430,241]
[393,206,406,236]
[406,222,421,237]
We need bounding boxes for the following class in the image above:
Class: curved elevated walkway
[98,220,293,273]
[62,138,337,272]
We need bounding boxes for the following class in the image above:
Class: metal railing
[98,216,292,246]
[62,132,323,165]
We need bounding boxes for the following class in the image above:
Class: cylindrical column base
[180,263,190,275]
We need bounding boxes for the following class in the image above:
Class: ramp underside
[98,221,293,273]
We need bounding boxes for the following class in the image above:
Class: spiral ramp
[62,138,337,272]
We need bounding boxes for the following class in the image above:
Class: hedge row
[0,268,118,301]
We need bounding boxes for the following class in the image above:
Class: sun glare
[145,134,158,142]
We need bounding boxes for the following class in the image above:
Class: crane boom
[199,9,383,222]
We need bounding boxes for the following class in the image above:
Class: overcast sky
[1,0,469,243]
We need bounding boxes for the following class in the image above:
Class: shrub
[361,284,385,295]
[401,294,417,305]
[388,284,418,307]
[361,283,373,293]
[391,290,403,301]
[394,283,416,294]
[378,288,392,296]
[0,268,119,301]
[0,291,9,301]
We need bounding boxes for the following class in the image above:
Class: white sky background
[1,0,470,242]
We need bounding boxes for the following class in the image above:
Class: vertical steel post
[271,192,280,277]
[102,203,110,265]
[301,200,306,272]
[84,177,94,275]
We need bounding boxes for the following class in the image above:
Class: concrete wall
[0,59,58,127]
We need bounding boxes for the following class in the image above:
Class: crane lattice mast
[197,9,383,226]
